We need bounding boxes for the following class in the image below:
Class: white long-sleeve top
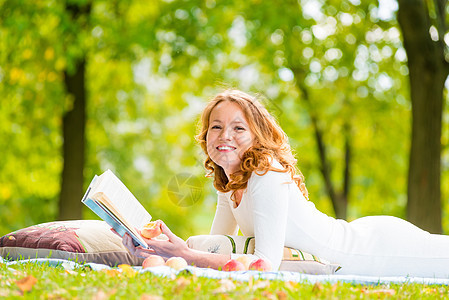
[210,160,449,277]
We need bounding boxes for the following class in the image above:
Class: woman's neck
[234,189,243,208]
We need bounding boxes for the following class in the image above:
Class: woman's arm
[122,221,231,269]
[209,192,239,235]
[249,171,290,270]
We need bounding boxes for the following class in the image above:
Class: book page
[92,170,152,230]
[93,196,148,248]
[92,192,142,238]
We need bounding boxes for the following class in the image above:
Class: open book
[81,170,152,248]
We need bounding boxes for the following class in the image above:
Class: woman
[123,89,449,277]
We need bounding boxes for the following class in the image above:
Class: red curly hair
[196,89,309,202]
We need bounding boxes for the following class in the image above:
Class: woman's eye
[211,125,221,129]
[235,126,245,131]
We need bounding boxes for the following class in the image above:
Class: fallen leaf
[261,290,276,300]
[312,282,323,293]
[331,282,339,293]
[247,276,254,290]
[252,280,270,290]
[15,275,37,293]
[141,295,163,300]
[173,277,190,294]
[102,269,121,277]
[423,287,438,294]
[284,281,298,292]
[64,270,78,276]
[361,288,396,296]
[118,264,136,277]
[92,290,108,300]
[212,279,236,294]
[276,290,288,300]
[176,277,191,286]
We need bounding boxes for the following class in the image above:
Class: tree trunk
[58,59,86,220]
[58,2,91,220]
[397,0,448,233]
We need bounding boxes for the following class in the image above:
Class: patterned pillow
[186,234,340,274]
[0,220,143,266]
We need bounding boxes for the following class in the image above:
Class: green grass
[1,262,449,299]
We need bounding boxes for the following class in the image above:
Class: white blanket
[2,256,449,285]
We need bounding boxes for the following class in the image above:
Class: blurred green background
[1,0,448,239]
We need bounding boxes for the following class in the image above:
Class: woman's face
[206,101,256,178]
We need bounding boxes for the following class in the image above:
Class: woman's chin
[212,157,240,170]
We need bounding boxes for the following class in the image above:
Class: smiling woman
[196,90,308,203]
[118,89,449,278]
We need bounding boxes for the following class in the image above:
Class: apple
[235,256,253,270]
[140,221,162,239]
[142,255,165,269]
[248,258,272,271]
[222,259,246,272]
[165,257,188,270]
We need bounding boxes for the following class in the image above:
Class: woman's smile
[216,144,237,152]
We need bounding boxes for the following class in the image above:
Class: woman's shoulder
[217,190,232,197]
[248,158,291,185]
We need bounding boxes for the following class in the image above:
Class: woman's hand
[122,233,157,259]
[121,220,190,260]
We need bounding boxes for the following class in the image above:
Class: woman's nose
[219,127,232,141]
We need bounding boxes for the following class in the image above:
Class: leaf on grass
[284,281,298,292]
[261,290,276,300]
[252,280,270,290]
[15,275,37,293]
[423,287,438,295]
[118,264,136,277]
[276,290,288,300]
[247,276,253,290]
[64,270,78,276]
[331,282,339,292]
[361,288,396,296]
[312,282,323,293]
[102,269,121,277]
[92,290,108,300]
[212,279,236,294]
[173,277,191,294]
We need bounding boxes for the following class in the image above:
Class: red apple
[140,221,162,239]
[248,258,272,271]
[142,255,165,269]
[222,259,246,272]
